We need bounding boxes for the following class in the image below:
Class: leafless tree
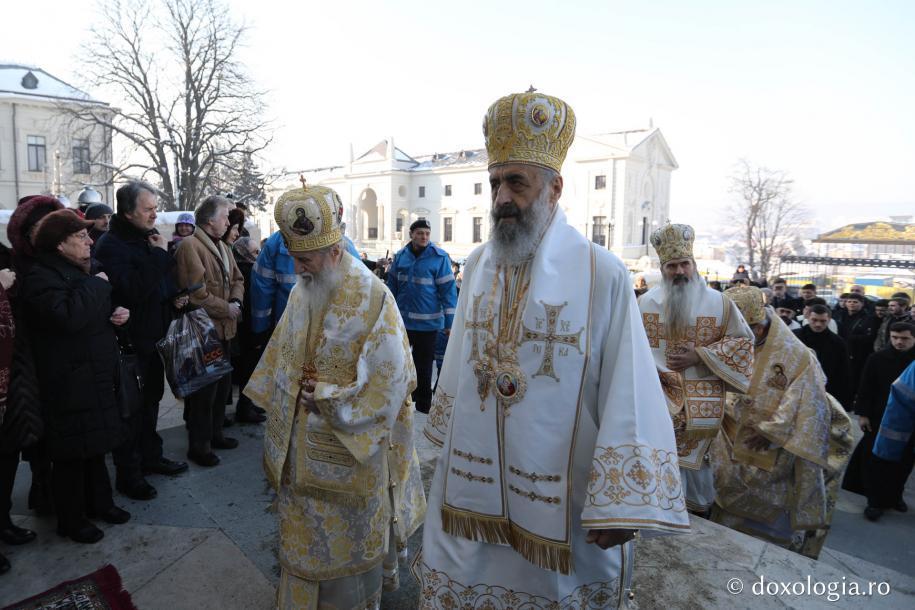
[64,0,271,210]
[727,159,808,279]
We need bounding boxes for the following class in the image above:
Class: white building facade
[0,65,113,208]
[268,128,677,265]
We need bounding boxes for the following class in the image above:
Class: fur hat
[33,210,95,253]
[7,196,64,257]
[228,207,246,228]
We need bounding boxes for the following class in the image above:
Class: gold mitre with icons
[483,89,576,174]
[650,223,695,264]
[273,180,343,253]
[725,285,766,325]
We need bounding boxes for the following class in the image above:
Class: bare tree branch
[726,159,808,279]
[60,0,271,210]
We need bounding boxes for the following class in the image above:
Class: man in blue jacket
[387,219,457,413]
[250,231,360,338]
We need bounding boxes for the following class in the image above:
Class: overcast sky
[3,0,914,230]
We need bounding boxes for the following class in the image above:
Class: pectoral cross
[521,301,583,381]
[466,293,494,364]
[299,174,307,191]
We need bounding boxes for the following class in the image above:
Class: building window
[592,216,606,247]
[474,182,482,195]
[368,227,378,239]
[641,216,649,245]
[419,186,426,198]
[595,175,607,190]
[472,217,482,243]
[396,217,404,234]
[444,185,452,196]
[72,138,91,174]
[443,217,453,242]
[27,136,46,172]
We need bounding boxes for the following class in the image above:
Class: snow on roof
[354,140,419,165]
[576,129,653,154]
[411,149,488,171]
[0,64,107,105]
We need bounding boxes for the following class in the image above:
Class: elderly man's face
[489,163,560,226]
[293,247,338,277]
[126,190,158,231]
[850,285,865,295]
[662,257,695,284]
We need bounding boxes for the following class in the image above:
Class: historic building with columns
[267,128,677,265]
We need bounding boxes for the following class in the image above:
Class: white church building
[269,127,677,265]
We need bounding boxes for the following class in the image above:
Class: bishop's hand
[744,431,771,451]
[585,528,637,550]
[297,380,320,415]
[666,347,700,372]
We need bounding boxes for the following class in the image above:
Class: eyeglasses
[71,231,92,242]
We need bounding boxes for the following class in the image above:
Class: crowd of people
[0,89,912,610]
[0,185,278,573]
[639,262,915,528]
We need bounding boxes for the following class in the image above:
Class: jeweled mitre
[725,286,766,325]
[650,223,695,264]
[483,91,576,173]
[274,184,343,253]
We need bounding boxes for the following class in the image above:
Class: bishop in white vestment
[414,91,689,608]
[638,224,755,513]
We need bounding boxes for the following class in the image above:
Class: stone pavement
[0,387,912,609]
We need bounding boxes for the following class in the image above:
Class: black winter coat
[793,325,851,408]
[22,254,124,460]
[95,215,174,360]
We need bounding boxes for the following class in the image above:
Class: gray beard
[661,271,706,342]
[488,188,552,267]
[294,261,343,316]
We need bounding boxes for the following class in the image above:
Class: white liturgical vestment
[413,208,689,608]
[638,285,754,511]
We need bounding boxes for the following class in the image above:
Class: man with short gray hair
[174,195,244,467]
[96,180,189,501]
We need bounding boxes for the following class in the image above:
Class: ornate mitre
[483,90,576,173]
[725,286,766,325]
[650,223,695,264]
[274,182,343,253]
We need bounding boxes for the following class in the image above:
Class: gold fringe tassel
[441,507,572,575]
[509,522,572,575]
[297,485,370,508]
[441,506,512,545]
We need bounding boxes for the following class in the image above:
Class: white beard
[488,188,553,267]
[294,260,343,317]
[661,271,707,342]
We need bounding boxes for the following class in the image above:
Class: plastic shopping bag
[157,308,233,398]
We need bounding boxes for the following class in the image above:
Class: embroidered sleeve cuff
[695,338,753,394]
[583,443,689,535]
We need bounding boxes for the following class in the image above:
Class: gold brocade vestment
[244,255,426,603]
[712,312,852,551]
